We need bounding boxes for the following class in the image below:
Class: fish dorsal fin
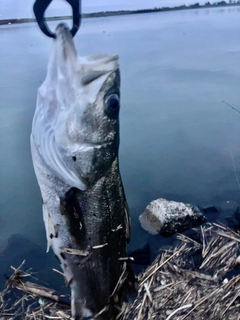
[124,199,131,244]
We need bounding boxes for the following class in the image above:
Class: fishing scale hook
[33,0,81,38]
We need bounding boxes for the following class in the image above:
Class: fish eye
[105,94,120,116]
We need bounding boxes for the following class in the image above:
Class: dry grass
[122,223,240,320]
[1,223,240,319]
[0,261,71,319]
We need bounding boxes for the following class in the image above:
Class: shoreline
[0,2,240,26]
[2,222,240,319]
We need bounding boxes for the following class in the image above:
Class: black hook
[33,0,81,38]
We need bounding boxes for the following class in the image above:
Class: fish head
[66,54,121,188]
[32,24,121,190]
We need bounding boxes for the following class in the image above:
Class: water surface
[1,6,240,288]
[0,0,207,19]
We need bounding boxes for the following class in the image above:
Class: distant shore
[0,1,240,26]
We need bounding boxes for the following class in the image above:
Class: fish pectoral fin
[42,203,55,252]
[124,200,131,244]
[31,131,86,191]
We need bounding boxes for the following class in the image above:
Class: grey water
[0,0,207,19]
[1,6,240,289]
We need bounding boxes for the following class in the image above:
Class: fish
[30,23,136,319]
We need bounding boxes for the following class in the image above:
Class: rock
[226,207,240,230]
[202,205,219,214]
[139,198,206,237]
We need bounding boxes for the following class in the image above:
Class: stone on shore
[139,198,206,237]
[202,205,219,213]
[226,207,240,230]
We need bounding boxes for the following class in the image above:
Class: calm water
[1,6,240,288]
[1,0,207,19]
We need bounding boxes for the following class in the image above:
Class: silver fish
[30,23,135,319]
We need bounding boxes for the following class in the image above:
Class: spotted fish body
[31,23,134,319]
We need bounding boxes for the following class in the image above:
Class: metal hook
[33,0,81,38]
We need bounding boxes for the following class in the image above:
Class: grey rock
[226,207,240,230]
[139,198,206,237]
[202,205,219,214]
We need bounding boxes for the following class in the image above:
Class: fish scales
[31,23,135,319]
[63,159,128,316]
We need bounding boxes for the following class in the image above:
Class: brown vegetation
[1,223,240,319]
[122,223,240,319]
